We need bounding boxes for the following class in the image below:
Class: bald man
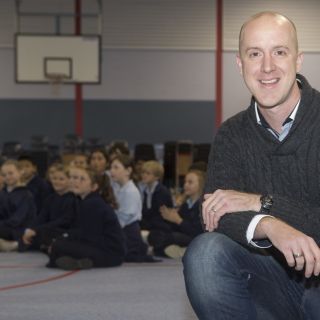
[183,12,320,320]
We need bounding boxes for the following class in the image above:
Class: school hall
[1,1,320,320]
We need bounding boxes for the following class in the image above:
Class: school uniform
[113,180,152,262]
[140,182,174,231]
[175,199,203,238]
[0,186,37,240]
[48,192,125,268]
[148,198,203,255]
[26,175,52,214]
[22,191,78,250]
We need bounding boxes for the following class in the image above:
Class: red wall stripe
[215,0,223,130]
[75,0,83,137]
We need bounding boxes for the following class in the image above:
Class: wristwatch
[259,195,273,214]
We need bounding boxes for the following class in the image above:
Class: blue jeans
[183,232,320,320]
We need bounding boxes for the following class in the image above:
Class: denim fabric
[183,232,320,320]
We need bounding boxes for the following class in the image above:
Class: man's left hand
[202,189,261,232]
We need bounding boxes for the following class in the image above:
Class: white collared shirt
[141,181,159,209]
[113,180,142,227]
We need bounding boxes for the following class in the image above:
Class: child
[21,164,77,252]
[140,160,174,231]
[46,161,62,189]
[47,166,125,270]
[108,142,130,163]
[148,169,205,258]
[0,160,37,252]
[18,154,52,213]
[71,153,88,169]
[110,155,157,262]
[89,148,109,176]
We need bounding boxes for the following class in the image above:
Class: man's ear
[236,54,243,76]
[296,52,304,73]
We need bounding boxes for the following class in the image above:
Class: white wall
[0,48,215,101]
[1,46,320,123]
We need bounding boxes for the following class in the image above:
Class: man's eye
[275,50,286,56]
[249,51,260,58]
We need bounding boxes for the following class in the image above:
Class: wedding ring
[293,252,303,258]
[210,207,216,213]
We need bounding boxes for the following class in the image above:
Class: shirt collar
[255,99,300,128]
[186,197,198,209]
[144,181,159,194]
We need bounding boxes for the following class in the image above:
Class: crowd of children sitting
[0,142,206,270]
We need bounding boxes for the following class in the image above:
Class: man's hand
[257,217,320,278]
[202,189,261,232]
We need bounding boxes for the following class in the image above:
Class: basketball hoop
[45,73,68,96]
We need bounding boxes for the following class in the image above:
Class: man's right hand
[256,217,320,278]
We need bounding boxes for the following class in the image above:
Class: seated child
[45,161,62,193]
[139,160,173,231]
[47,166,125,270]
[148,169,205,258]
[0,160,37,252]
[108,142,130,163]
[110,155,157,262]
[21,164,77,252]
[71,153,89,169]
[89,148,109,176]
[18,154,52,214]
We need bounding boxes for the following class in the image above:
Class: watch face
[261,195,273,210]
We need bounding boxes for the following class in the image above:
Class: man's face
[236,15,303,110]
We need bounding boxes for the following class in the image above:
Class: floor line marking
[0,270,80,292]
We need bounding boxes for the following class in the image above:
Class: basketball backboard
[15,34,101,84]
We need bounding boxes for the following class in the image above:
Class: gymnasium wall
[0,48,215,148]
[0,0,320,149]
[0,99,214,147]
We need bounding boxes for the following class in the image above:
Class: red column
[215,0,223,130]
[75,0,83,137]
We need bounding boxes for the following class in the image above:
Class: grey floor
[0,252,197,320]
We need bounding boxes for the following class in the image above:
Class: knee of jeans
[183,232,232,272]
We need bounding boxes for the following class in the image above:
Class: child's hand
[159,205,169,215]
[160,206,183,225]
[22,228,36,245]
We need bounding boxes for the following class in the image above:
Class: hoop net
[45,73,68,96]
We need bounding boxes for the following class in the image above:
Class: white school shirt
[112,180,142,228]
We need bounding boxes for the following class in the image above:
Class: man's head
[236,11,303,110]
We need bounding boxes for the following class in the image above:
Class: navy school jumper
[148,199,203,252]
[49,192,126,268]
[30,191,77,232]
[26,175,52,214]
[0,186,37,240]
[21,191,78,250]
[141,182,174,231]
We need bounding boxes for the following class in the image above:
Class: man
[183,11,320,320]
